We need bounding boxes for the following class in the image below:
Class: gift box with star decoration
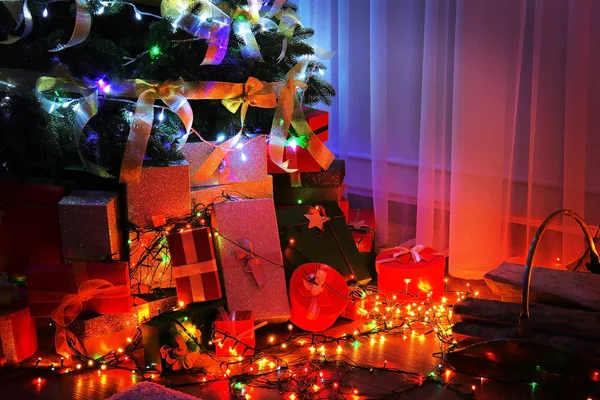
[211,198,290,323]
[182,136,268,188]
[276,204,371,285]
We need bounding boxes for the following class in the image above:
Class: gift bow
[51,279,128,358]
[302,266,331,320]
[221,77,277,130]
[378,245,433,264]
[235,238,267,287]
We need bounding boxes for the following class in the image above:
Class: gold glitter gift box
[68,291,178,358]
[0,304,37,364]
[211,198,290,323]
[181,135,268,188]
[58,191,122,262]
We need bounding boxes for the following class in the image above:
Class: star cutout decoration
[304,206,330,231]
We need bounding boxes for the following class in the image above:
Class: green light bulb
[149,45,161,58]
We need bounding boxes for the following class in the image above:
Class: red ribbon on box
[167,228,222,305]
[289,263,349,332]
[377,245,440,265]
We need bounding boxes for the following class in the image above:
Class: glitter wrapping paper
[0,180,64,277]
[190,175,273,207]
[276,204,372,285]
[213,310,255,357]
[166,228,222,305]
[348,208,376,253]
[376,246,444,301]
[59,191,121,262]
[142,299,225,372]
[182,136,267,188]
[27,262,132,317]
[273,185,345,206]
[0,305,37,364]
[68,291,177,358]
[212,198,290,323]
[289,263,348,332]
[129,230,173,294]
[272,160,345,188]
[126,161,191,227]
[268,107,329,174]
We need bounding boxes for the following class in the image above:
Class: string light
[43,8,48,18]
[241,153,247,162]
[216,134,226,143]
[135,10,142,20]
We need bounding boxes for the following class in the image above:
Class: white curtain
[296,0,600,278]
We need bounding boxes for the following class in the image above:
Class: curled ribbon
[235,238,267,287]
[0,0,33,45]
[51,279,129,357]
[302,266,331,321]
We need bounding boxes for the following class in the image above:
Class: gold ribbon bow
[235,238,267,288]
[221,77,277,130]
[51,279,129,357]
[302,266,330,320]
[120,79,192,183]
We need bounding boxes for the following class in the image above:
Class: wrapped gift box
[129,230,174,294]
[213,310,255,357]
[348,209,375,253]
[289,263,348,332]
[142,299,225,372]
[0,180,64,277]
[59,191,121,262]
[0,305,37,364]
[212,198,290,323]
[68,291,178,358]
[276,204,371,285]
[273,160,345,206]
[267,107,329,174]
[126,161,190,227]
[376,246,444,300]
[190,175,273,209]
[182,136,267,188]
[340,290,373,321]
[27,262,131,317]
[272,160,344,188]
[166,228,222,306]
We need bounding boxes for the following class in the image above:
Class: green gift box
[276,203,371,285]
[141,299,225,372]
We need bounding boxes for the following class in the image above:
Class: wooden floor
[1,277,598,400]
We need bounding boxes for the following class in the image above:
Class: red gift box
[27,262,132,318]
[340,291,373,321]
[376,245,444,300]
[289,263,349,332]
[0,305,37,364]
[267,107,329,174]
[166,228,222,306]
[213,310,256,357]
[0,180,64,277]
[348,209,376,253]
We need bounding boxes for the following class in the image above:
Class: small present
[142,299,225,372]
[340,289,373,321]
[68,291,178,358]
[126,161,191,227]
[59,191,122,262]
[0,305,37,364]
[129,230,174,294]
[267,107,329,174]
[348,209,376,253]
[27,262,132,318]
[212,198,290,323]
[289,263,349,332]
[376,245,445,300]
[166,228,222,306]
[0,180,64,277]
[213,309,261,357]
[190,175,273,209]
[276,204,371,285]
[182,136,267,188]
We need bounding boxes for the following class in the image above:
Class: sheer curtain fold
[297,0,598,278]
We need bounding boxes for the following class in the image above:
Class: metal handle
[518,210,599,336]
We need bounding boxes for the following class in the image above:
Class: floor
[2,196,598,399]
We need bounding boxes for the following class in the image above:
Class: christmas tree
[0,0,335,179]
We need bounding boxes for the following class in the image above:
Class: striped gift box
[166,228,222,305]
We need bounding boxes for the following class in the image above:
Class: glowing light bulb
[100,364,107,371]
[135,10,142,20]
[88,360,94,366]
[97,6,104,14]
[289,238,295,245]
[216,134,226,143]
[269,336,275,343]
[241,153,247,162]
[179,301,185,308]
[318,69,325,76]
[158,109,165,121]
[43,8,48,17]
[288,137,298,150]
[288,324,293,331]
[76,364,82,369]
